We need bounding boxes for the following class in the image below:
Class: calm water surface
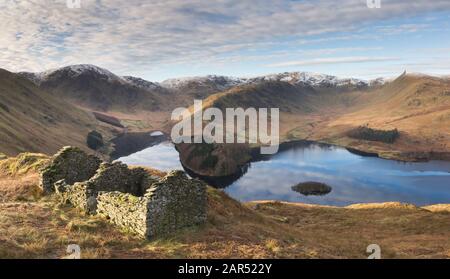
[118,141,450,206]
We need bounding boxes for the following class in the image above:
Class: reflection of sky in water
[117,142,450,206]
[116,142,183,172]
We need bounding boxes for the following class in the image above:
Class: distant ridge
[18,64,393,91]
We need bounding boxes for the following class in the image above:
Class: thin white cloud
[0,0,449,77]
[267,56,400,67]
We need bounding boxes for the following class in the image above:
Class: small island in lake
[292,182,332,196]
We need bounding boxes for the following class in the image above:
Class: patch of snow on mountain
[122,76,162,90]
[18,65,396,90]
[19,64,128,85]
[16,72,45,85]
[160,75,247,90]
[247,72,369,88]
[368,77,390,86]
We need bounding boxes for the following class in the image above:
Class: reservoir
[118,141,450,206]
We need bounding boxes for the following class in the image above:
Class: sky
[1,0,450,81]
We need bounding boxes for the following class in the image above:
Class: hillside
[5,65,450,164]
[311,73,450,160]
[172,73,450,176]
[0,69,115,156]
[0,152,449,259]
[192,73,450,161]
[19,65,172,112]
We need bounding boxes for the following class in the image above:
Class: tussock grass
[0,168,449,258]
[0,153,49,176]
[0,153,49,202]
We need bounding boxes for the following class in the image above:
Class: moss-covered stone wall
[97,191,148,236]
[145,171,207,237]
[87,162,151,196]
[55,180,97,214]
[44,147,207,238]
[40,146,101,193]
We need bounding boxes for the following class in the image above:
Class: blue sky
[1,0,450,81]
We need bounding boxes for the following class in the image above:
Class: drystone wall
[96,171,207,237]
[40,146,101,193]
[145,171,207,237]
[97,191,148,236]
[55,180,97,213]
[87,162,153,196]
[41,146,207,238]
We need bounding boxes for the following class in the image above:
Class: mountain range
[0,64,447,163]
[19,64,387,92]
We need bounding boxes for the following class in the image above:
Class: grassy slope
[5,69,448,161]
[198,74,450,161]
[321,74,450,159]
[0,69,114,156]
[0,153,449,259]
[39,69,168,112]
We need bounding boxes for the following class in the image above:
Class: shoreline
[107,127,450,164]
[247,200,450,212]
[278,138,450,163]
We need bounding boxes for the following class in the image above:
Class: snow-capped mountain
[160,75,246,91]
[245,72,370,88]
[122,76,162,90]
[158,72,386,90]
[18,64,388,92]
[17,71,46,85]
[17,64,172,112]
[18,64,128,85]
[368,77,390,87]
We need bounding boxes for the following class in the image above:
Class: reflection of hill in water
[183,161,250,189]
[184,140,334,189]
[119,139,450,205]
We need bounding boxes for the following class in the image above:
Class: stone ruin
[40,147,101,194]
[40,146,207,238]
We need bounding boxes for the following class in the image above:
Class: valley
[1,64,449,259]
[2,65,449,176]
[3,0,450,263]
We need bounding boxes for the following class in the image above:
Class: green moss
[206,187,223,202]
[116,193,141,204]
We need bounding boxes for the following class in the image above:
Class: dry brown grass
[0,153,49,202]
[196,74,450,161]
[251,201,450,258]
[0,174,43,203]
[0,153,449,259]
[0,153,49,176]
[1,174,449,259]
[311,75,450,160]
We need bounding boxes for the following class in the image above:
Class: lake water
[117,141,450,206]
